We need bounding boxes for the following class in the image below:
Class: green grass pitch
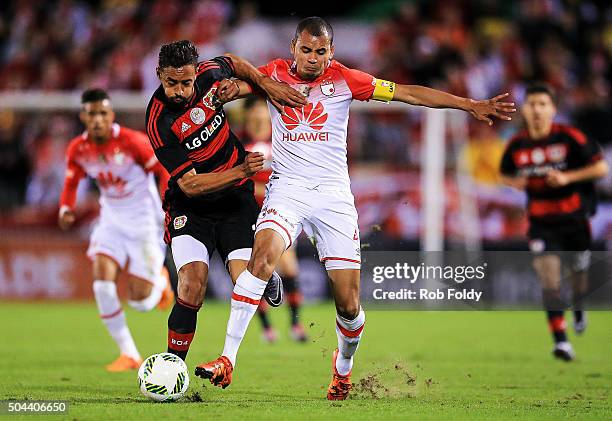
[1,302,610,420]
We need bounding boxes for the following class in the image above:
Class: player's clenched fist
[58,207,76,231]
[215,79,241,105]
[241,152,264,177]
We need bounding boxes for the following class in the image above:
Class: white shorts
[255,183,361,270]
[87,222,166,288]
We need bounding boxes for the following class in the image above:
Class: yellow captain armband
[372,78,396,102]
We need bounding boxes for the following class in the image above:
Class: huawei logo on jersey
[281,102,328,130]
[97,171,128,196]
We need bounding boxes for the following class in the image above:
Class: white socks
[335,308,366,376]
[222,270,268,367]
[93,280,140,360]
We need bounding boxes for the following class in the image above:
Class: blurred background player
[145,40,306,362]
[240,96,307,343]
[500,84,609,361]
[200,16,515,399]
[58,89,173,372]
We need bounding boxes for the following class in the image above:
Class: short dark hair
[158,40,199,69]
[81,88,109,104]
[525,83,557,104]
[294,16,333,43]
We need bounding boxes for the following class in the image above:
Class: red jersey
[60,124,169,232]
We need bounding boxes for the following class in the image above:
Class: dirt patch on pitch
[350,361,419,399]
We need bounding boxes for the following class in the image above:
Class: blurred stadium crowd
[0,0,611,244]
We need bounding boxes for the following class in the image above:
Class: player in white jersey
[197,17,516,398]
[59,89,174,372]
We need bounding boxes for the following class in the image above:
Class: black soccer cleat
[263,272,283,307]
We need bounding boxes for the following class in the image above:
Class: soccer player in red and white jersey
[59,89,173,372]
[198,17,515,399]
[240,96,308,343]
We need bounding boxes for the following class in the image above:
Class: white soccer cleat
[552,341,575,361]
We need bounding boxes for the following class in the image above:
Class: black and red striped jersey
[500,123,603,223]
[145,56,249,208]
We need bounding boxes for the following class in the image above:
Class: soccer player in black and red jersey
[500,84,609,361]
[145,40,307,363]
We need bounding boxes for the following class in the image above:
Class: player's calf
[93,279,142,366]
[167,262,207,360]
[334,307,365,376]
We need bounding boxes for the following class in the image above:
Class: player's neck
[527,123,552,140]
[90,134,111,144]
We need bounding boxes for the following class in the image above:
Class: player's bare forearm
[177,152,264,197]
[223,53,267,87]
[500,175,527,190]
[392,84,515,125]
[394,84,467,109]
[223,53,306,109]
[563,160,609,184]
[177,167,245,197]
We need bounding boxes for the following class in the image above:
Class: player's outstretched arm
[222,53,306,110]
[392,84,516,125]
[176,152,264,197]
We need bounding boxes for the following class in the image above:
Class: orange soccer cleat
[157,268,175,311]
[195,356,233,389]
[105,354,143,372]
[327,349,352,400]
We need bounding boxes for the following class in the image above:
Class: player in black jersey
[500,84,608,361]
[145,40,307,362]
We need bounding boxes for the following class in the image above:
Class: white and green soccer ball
[138,353,189,402]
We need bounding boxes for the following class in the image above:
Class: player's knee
[248,249,276,280]
[336,301,360,320]
[129,281,153,301]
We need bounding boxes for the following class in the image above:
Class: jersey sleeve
[566,127,603,165]
[258,60,276,77]
[196,56,236,86]
[59,141,86,209]
[146,101,194,179]
[499,141,518,176]
[339,65,376,101]
[125,129,159,171]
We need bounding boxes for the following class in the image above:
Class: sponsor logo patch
[320,80,335,96]
[280,101,328,131]
[174,215,187,230]
[202,86,218,109]
[190,107,206,125]
[181,122,191,133]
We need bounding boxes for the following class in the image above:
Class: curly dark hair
[158,40,199,69]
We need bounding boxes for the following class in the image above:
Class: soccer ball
[138,353,189,402]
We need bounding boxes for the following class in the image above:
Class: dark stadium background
[0,0,611,302]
